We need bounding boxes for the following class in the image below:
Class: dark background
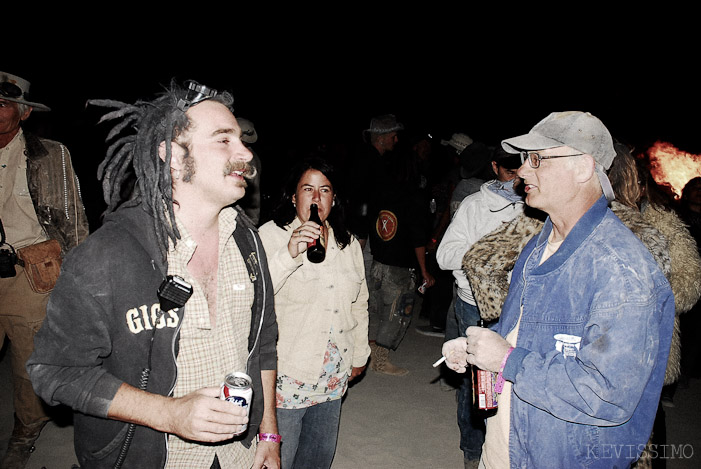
[6,36,699,230]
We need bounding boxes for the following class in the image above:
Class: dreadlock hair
[271,156,352,250]
[88,79,235,261]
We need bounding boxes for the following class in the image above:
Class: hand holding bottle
[464,325,513,373]
[287,221,321,258]
[306,204,326,263]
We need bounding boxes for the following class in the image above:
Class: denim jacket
[497,196,674,468]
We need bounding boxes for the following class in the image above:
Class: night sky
[7,39,698,229]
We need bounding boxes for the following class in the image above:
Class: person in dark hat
[348,114,434,375]
[0,71,89,469]
[347,113,405,241]
[449,141,494,215]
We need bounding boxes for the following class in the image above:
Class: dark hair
[271,156,351,250]
[682,177,701,204]
[609,142,642,209]
[88,79,235,261]
[637,158,674,210]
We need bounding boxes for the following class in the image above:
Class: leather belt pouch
[17,239,62,293]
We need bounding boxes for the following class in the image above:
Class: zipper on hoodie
[246,227,267,376]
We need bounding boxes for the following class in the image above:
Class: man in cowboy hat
[348,114,405,244]
[348,114,434,376]
[0,71,89,468]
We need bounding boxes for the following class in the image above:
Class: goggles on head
[177,80,218,112]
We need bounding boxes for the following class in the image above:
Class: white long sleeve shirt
[436,181,524,304]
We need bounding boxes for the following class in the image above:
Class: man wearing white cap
[0,72,89,468]
[442,111,674,468]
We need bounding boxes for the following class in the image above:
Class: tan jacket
[259,218,370,383]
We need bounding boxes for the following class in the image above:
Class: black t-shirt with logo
[366,151,430,268]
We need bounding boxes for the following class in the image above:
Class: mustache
[225,161,258,180]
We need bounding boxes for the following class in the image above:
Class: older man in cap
[0,72,89,468]
[442,111,674,468]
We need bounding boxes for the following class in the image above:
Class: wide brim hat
[0,72,51,111]
[501,111,615,201]
[362,114,404,140]
[459,141,491,178]
[441,133,473,154]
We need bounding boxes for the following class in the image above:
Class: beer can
[417,280,428,294]
[220,372,253,433]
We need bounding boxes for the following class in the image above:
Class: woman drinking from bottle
[258,156,370,469]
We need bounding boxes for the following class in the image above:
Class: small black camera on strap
[0,218,19,278]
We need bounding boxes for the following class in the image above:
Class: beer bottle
[306,204,326,263]
[472,319,498,410]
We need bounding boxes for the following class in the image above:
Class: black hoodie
[27,202,277,468]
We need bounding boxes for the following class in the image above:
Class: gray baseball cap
[502,111,616,201]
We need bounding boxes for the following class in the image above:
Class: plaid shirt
[166,208,256,468]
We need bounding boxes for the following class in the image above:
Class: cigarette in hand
[432,356,446,367]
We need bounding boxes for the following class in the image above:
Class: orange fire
[646,141,701,200]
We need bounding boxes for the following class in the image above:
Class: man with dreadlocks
[27,80,280,469]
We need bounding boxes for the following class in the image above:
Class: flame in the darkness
[646,141,701,199]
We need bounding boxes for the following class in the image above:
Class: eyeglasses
[176,80,218,112]
[520,151,584,169]
[0,82,23,99]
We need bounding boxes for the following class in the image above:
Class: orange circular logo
[376,210,398,241]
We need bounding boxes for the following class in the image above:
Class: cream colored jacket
[258,217,370,383]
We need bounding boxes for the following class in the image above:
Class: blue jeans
[455,297,485,461]
[276,399,342,469]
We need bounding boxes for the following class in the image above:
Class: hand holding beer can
[220,372,253,435]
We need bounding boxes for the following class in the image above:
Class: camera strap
[0,218,22,266]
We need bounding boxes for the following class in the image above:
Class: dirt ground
[2,317,700,468]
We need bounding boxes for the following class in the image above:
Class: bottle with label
[472,319,498,410]
[306,204,326,263]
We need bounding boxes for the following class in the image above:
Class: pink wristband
[494,347,514,394]
[257,433,282,443]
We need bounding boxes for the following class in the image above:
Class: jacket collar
[23,131,49,161]
[532,195,609,273]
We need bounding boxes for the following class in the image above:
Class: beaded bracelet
[257,433,282,443]
[494,347,514,394]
